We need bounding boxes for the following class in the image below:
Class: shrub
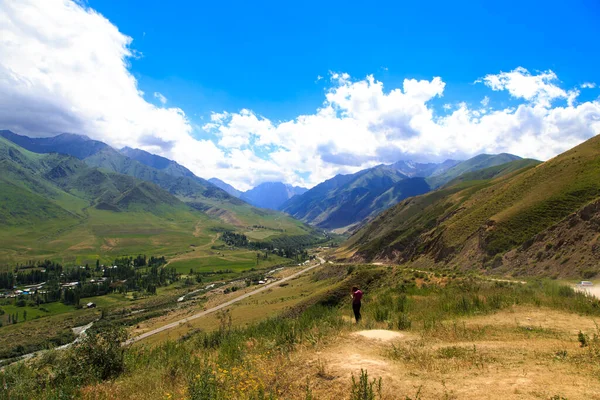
[350,369,382,400]
[373,305,390,322]
[188,362,218,400]
[395,313,412,330]
[67,325,129,381]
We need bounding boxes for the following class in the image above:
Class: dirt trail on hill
[125,257,326,345]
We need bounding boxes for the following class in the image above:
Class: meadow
[3,264,600,399]
[168,250,291,274]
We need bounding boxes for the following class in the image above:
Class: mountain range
[0,131,316,264]
[340,135,600,277]
[209,178,307,210]
[280,153,526,232]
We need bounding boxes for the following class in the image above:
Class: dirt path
[125,257,326,345]
[575,284,600,298]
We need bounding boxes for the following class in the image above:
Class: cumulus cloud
[0,0,222,172]
[479,67,572,108]
[1,1,599,191]
[206,69,600,187]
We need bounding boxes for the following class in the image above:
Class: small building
[86,302,96,308]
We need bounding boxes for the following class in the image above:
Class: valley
[2,3,599,399]
[3,132,600,399]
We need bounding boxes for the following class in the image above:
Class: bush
[188,362,219,400]
[350,369,382,400]
[373,305,390,322]
[395,313,412,330]
[67,325,129,381]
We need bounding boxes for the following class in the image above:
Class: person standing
[351,286,363,323]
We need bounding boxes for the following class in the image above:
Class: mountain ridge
[341,137,600,277]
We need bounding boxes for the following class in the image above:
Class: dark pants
[352,302,361,322]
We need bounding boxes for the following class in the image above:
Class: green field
[0,301,76,324]
[168,250,291,274]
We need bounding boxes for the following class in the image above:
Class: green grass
[168,251,291,274]
[0,302,76,324]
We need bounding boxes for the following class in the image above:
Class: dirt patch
[353,330,404,341]
[101,238,119,252]
[206,208,244,227]
[289,306,600,399]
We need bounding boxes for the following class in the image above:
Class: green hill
[0,131,311,229]
[343,141,600,276]
[0,180,77,226]
[0,137,317,266]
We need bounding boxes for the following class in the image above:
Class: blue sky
[1,0,599,189]
[89,0,600,121]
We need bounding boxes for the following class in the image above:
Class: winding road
[125,257,325,345]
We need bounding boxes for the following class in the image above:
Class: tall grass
[365,277,600,334]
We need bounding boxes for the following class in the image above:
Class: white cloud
[206,68,600,187]
[0,0,225,182]
[581,82,597,89]
[0,1,599,191]
[479,67,569,108]
[153,92,167,104]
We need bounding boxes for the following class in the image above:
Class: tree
[23,310,27,321]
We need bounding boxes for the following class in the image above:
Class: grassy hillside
[343,141,600,276]
[0,180,78,226]
[0,131,311,236]
[0,137,318,267]
[4,264,600,399]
